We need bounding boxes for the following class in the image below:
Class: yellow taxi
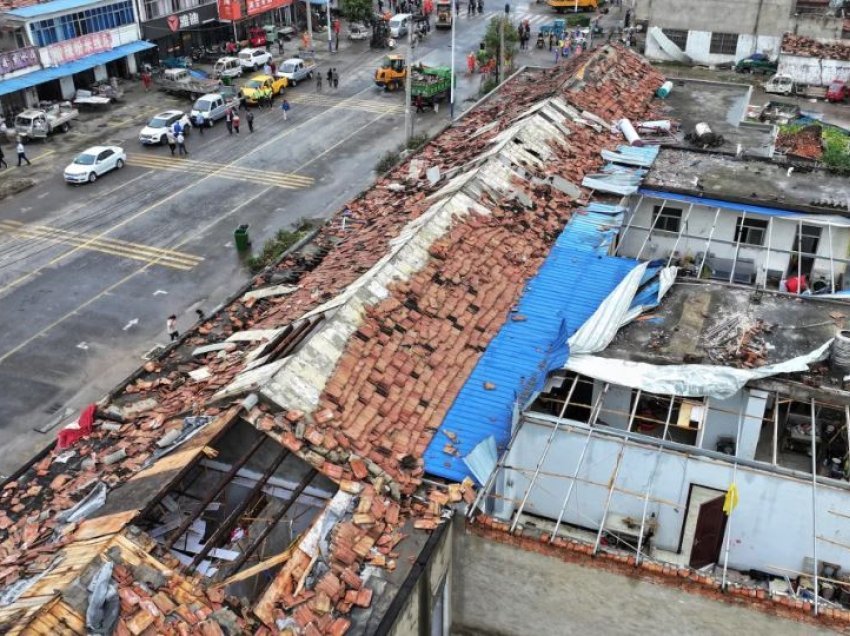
[241,74,287,105]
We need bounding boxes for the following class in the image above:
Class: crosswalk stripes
[477,10,551,26]
[0,219,203,271]
[286,94,407,115]
[126,155,315,189]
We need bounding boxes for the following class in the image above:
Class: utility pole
[405,25,414,142]
[499,3,509,84]
[305,0,313,49]
[326,0,333,52]
[449,1,455,120]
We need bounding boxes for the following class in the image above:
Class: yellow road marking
[126,155,314,189]
[0,110,393,365]
[0,81,383,297]
[288,94,406,114]
[30,149,56,164]
[0,220,202,271]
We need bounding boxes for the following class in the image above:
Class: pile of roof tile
[777,124,824,160]
[782,33,850,61]
[0,45,664,635]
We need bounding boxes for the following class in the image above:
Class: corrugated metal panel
[601,145,660,167]
[0,41,155,98]
[423,205,639,483]
[7,0,108,18]
[637,187,849,221]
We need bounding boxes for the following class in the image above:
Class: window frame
[734,217,769,247]
[709,32,739,55]
[661,28,688,50]
[651,205,684,234]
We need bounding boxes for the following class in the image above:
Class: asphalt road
[0,1,565,474]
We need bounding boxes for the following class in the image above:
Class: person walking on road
[177,130,188,155]
[316,73,322,92]
[332,68,339,89]
[246,109,254,132]
[281,98,290,121]
[167,315,179,341]
[0,146,6,169]
[225,109,234,134]
[232,112,241,133]
[166,129,176,155]
[16,140,30,166]
[326,68,332,85]
[194,112,205,134]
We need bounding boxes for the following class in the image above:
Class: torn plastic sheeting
[463,436,498,486]
[567,263,677,356]
[56,481,108,523]
[86,561,119,636]
[0,556,61,607]
[564,340,833,399]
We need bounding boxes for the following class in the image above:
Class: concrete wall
[619,196,850,289]
[451,525,829,636]
[384,521,452,636]
[498,412,850,576]
[641,0,842,63]
[778,53,850,86]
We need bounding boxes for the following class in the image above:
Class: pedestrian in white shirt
[16,140,30,166]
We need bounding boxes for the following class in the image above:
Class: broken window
[709,32,739,55]
[139,419,337,601]
[661,29,688,50]
[630,392,704,446]
[734,217,768,247]
[652,205,683,233]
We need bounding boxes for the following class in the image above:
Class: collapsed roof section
[0,45,666,635]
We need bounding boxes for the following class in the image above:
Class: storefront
[139,3,229,59]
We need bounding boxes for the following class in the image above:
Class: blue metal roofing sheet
[638,187,814,219]
[8,0,109,18]
[0,41,155,97]
[423,205,639,483]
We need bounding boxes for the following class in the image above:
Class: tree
[340,0,373,25]
[482,16,519,70]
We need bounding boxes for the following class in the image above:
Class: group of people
[517,20,532,50]
[0,140,30,168]
[165,119,189,156]
[317,68,340,91]
[466,0,483,15]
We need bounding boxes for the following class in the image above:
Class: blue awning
[0,40,155,98]
[638,188,815,220]
[7,0,107,18]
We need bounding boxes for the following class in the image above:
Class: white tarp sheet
[568,264,677,356]
[564,340,833,399]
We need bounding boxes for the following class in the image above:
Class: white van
[191,93,230,125]
[213,57,242,80]
[389,13,412,38]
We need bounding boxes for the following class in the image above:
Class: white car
[64,145,126,184]
[238,48,272,71]
[139,110,192,145]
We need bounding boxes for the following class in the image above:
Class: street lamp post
[499,3,509,84]
[449,2,455,120]
[405,25,414,142]
[305,0,313,49]
[326,0,333,52]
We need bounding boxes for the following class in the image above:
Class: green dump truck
[411,65,452,106]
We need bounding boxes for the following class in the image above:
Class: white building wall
[644,30,781,64]
[503,412,850,575]
[620,197,850,288]
[777,54,850,86]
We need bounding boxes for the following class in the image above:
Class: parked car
[139,110,192,145]
[241,74,287,104]
[826,80,848,103]
[64,145,126,184]
[238,47,272,71]
[213,56,243,80]
[734,54,777,75]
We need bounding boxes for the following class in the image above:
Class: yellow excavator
[375,54,407,91]
[546,0,597,12]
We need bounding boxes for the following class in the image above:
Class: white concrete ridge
[218,97,596,414]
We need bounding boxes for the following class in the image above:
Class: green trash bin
[234,224,250,251]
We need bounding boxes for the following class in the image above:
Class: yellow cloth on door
[723,483,739,515]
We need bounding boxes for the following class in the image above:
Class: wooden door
[688,495,727,569]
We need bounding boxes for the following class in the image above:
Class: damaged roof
[644,148,850,215]
[781,33,850,61]
[0,44,665,635]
